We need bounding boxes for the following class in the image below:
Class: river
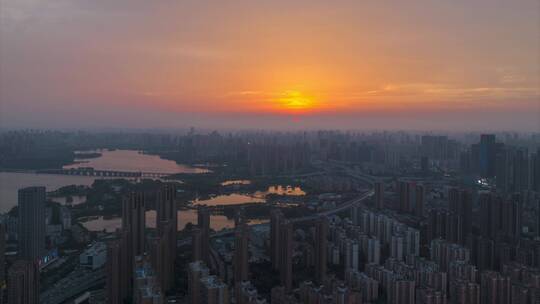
[0,149,203,212]
[64,149,207,174]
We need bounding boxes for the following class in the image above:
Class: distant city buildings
[4,131,540,304]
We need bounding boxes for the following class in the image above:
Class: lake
[192,193,266,206]
[80,209,264,232]
[191,185,306,207]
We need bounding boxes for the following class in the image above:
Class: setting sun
[276,91,316,112]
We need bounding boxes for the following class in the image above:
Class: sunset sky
[1,0,539,131]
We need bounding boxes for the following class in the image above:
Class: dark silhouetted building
[415,184,425,217]
[0,224,6,297]
[7,260,39,304]
[501,195,522,239]
[192,227,202,262]
[480,271,510,304]
[106,239,128,304]
[122,192,146,256]
[375,181,384,209]
[478,134,499,178]
[150,221,175,292]
[200,275,229,304]
[154,184,178,292]
[315,217,328,284]
[17,187,46,262]
[448,188,472,244]
[270,209,284,270]
[496,147,530,193]
[479,192,503,240]
[279,220,293,291]
[398,180,424,216]
[198,206,211,264]
[188,261,209,304]
[531,148,540,192]
[234,223,249,286]
[389,279,415,304]
[156,184,177,255]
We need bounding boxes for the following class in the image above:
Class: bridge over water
[38,168,170,178]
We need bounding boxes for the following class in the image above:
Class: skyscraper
[480,271,510,304]
[375,181,384,209]
[398,180,411,213]
[496,147,530,193]
[451,281,480,304]
[155,184,178,292]
[531,148,540,192]
[478,192,503,239]
[106,239,127,304]
[315,217,328,284]
[270,209,284,270]
[156,183,178,239]
[156,184,178,232]
[279,220,293,291]
[501,195,522,239]
[389,279,415,304]
[133,255,164,304]
[188,261,209,304]
[192,227,202,262]
[233,223,249,285]
[150,221,175,292]
[448,188,472,244]
[0,224,6,294]
[197,206,211,264]
[122,192,146,256]
[415,184,425,217]
[7,260,39,304]
[200,275,229,304]
[17,187,46,262]
[119,192,146,301]
[478,134,499,178]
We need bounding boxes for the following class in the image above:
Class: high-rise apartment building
[375,181,384,209]
[279,220,293,291]
[18,187,46,261]
[122,192,146,256]
[7,260,39,304]
[200,275,229,304]
[198,206,211,264]
[480,271,510,304]
[192,227,202,262]
[448,188,472,244]
[156,184,177,266]
[270,209,284,271]
[315,217,328,284]
[188,261,210,304]
[234,223,249,285]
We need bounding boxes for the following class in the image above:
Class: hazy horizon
[1,0,539,131]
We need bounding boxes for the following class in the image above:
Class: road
[40,268,105,304]
[290,190,374,223]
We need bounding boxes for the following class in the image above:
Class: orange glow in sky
[275,91,316,113]
[0,0,538,130]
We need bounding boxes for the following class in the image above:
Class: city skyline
[1,0,539,131]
